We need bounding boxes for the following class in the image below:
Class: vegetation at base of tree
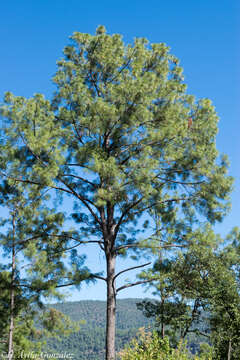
[43,299,216,360]
[137,225,240,359]
[118,329,213,360]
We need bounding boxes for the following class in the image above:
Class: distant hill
[47,298,153,360]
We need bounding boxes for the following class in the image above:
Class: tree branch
[116,278,158,293]
[129,197,190,217]
[0,171,42,187]
[15,232,103,251]
[57,176,101,226]
[115,196,144,234]
[113,262,151,282]
[156,175,204,186]
[91,274,107,282]
[47,239,104,257]
[60,173,97,188]
[18,131,48,168]
[114,242,186,252]
[71,115,85,145]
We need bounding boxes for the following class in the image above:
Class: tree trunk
[161,319,165,339]
[161,299,165,339]
[228,338,232,360]
[8,288,14,360]
[105,254,116,360]
[8,215,15,360]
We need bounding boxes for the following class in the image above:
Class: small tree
[137,225,218,343]
[0,180,82,358]
[138,225,240,358]
[0,26,233,359]
[208,228,240,360]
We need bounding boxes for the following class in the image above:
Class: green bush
[118,328,213,360]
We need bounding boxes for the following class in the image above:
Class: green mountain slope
[47,298,153,360]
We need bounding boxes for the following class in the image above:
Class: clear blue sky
[0,0,239,301]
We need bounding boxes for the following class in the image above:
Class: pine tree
[0,26,233,359]
[0,181,82,358]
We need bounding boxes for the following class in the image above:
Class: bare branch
[56,282,76,288]
[113,262,151,282]
[19,281,80,290]
[114,242,186,252]
[116,278,158,293]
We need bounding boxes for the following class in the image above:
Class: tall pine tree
[0,26,233,359]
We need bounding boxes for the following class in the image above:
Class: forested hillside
[47,299,153,360]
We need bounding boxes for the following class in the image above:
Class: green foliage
[118,329,211,360]
[10,308,79,358]
[0,303,80,359]
[198,343,214,359]
[0,180,83,359]
[207,228,240,359]
[137,225,240,359]
[0,26,233,255]
[137,225,218,342]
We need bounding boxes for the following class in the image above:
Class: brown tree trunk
[8,215,15,360]
[105,254,116,360]
[161,319,165,339]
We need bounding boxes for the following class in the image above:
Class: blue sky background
[0,0,239,301]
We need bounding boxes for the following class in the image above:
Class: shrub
[118,328,213,360]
